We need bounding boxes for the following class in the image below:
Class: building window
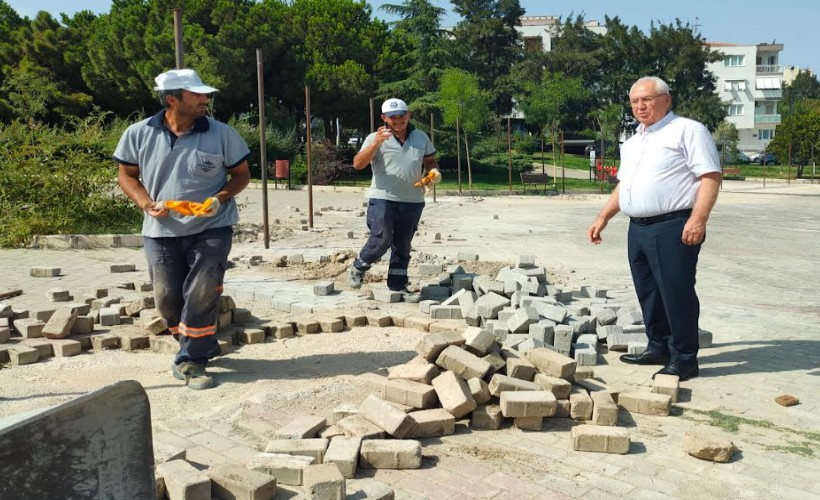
[523,36,543,53]
[724,80,747,91]
[758,129,774,140]
[725,55,745,67]
[726,104,744,116]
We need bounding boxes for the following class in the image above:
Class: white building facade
[706,42,783,154]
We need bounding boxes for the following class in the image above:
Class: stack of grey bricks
[409,255,655,368]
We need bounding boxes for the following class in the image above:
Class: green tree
[288,0,393,140]
[0,11,94,123]
[713,120,739,166]
[437,68,489,190]
[783,71,820,113]
[768,99,820,176]
[377,0,451,116]
[518,71,588,177]
[593,103,623,170]
[450,0,524,114]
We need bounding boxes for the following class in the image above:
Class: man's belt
[629,209,692,225]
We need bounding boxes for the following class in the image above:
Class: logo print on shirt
[198,158,217,172]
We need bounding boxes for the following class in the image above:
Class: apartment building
[706,42,783,154]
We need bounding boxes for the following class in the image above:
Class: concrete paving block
[419,263,443,275]
[435,345,492,380]
[92,333,121,351]
[571,425,630,454]
[431,371,477,418]
[359,440,422,470]
[590,391,619,426]
[207,463,277,500]
[420,285,451,301]
[295,318,321,335]
[467,377,491,405]
[387,361,439,384]
[619,392,672,416]
[507,356,537,380]
[382,379,438,409]
[110,263,137,273]
[343,314,368,328]
[574,343,598,366]
[527,347,576,379]
[98,307,121,327]
[155,459,210,499]
[275,415,327,440]
[47,338,82,357]
[528,320,555,344]
[30,267,61,277]
[373,288,402,303]
[500,391,557,418]
[328,404,359,425]
[32,309,56,323]
[406,408,455,439]
[7,344,39,365]
[533,373,572,399]
[70,315,94,334]
[698,328,713,348]
[570,387,593,420]
[42,306,79,339]
[324,436,361,479]
[516,337,544,353]
[487,374,540,396]
[144,316,168,335]
[461,326,495,356]
[474,292,510,319]
[366,313,393,328]
[683,431,737,463]
[264,438,328,464]
[359,395,415,438]
[313,281,335,296]
[482,352,506,375]
[471,404,504,430]
[14,318,45,338]
[607,331,648,351]
[334,415,385,440]
[514,416,543,430]
[271,322,295,339]
[345,478,394,500]
[653,374,680,403]
[627,341,647,355]
[415,331,466,361]
[303,462,345,499]
[616,307,643,326]
[46,288,72,302]
[20,338,53,359]
[247,453,314,486]
[318,317,344,333]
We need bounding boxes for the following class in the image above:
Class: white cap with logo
[381,98,408,117]
[154,69,219,94]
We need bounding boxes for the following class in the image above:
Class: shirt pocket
[188,151,224,177]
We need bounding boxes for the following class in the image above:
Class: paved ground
[1,179,819,499]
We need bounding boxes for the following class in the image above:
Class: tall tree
[288,0,393,139]
[0,11,94,123]
[768,99,820,176]
[450,0,524,114]
[437,68,489,190]
[377,0,450,116]
[783,71,820,113]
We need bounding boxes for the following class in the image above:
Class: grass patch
[675,406,820,457]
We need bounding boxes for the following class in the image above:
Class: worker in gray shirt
[114,69,250,390]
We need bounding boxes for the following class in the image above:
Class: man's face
[629,81,670,127]
[382,111,411,133]
[171,90,211,118]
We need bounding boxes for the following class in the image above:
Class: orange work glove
[159,197,220,217]
[414,168,442,187]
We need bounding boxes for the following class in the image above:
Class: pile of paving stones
[3,258,735,499]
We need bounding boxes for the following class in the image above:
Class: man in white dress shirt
[587,76,721,381]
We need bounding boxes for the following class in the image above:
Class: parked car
[724,149,751,164]
[755,153,776,165]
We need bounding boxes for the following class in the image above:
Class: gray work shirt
[361,126,435,203]
[113,110,250,238]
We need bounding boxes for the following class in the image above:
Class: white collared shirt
[617,112,720,218]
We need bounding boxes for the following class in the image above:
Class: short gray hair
[630,76,670,96]
[158,89,184,108]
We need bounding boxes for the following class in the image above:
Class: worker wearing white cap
[349,98,442,297]
[114,69,251,390]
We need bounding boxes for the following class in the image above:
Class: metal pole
[369,98,375,134]
[256,49,269,249]
[430,112,437,203]
[172,9,184,69]
[456,115,462,196]
[305,86,314,228]
[507,116,512,195]
[561,130,565,194]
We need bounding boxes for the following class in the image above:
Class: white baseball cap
[381,98,408,117]
[153,69,219,94]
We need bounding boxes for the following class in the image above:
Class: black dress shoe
[654,361,699,381]
[619,351,670,365]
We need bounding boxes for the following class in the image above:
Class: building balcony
[754,114,781,124]
[757,65,782,74]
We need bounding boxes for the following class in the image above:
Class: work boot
[348,265,366,289]
[172,361,215,390]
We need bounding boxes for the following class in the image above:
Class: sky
[6,0,820,72]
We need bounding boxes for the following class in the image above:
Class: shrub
[0,117,142,247]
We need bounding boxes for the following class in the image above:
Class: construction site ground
[1,179,819,499]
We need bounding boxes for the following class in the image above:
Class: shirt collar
[637,111,676,135]
[147,109,209,133]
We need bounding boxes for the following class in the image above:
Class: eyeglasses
[629,93,667,106]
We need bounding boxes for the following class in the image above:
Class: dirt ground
[2,181,820,499]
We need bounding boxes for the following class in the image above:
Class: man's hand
[428,168,442,184]
[143,200,169,218]
[374,126,392,146]
[588,218,608,244]
[681,217,706,245]
[201,196,221,217]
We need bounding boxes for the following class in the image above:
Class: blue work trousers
[354,199,424,291]
[627,215,701,364]
[143,226,232,366]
